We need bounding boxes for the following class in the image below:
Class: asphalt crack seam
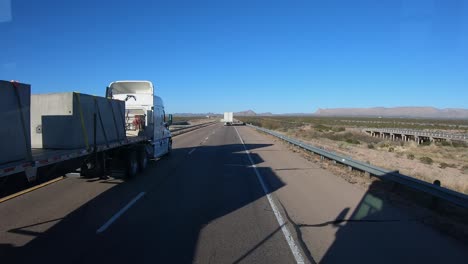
[277,198,431,264]
[277,200,317,264]
[296,216,431,227]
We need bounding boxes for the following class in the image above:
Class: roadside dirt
[287,126,468,194]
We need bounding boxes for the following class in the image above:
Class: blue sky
[1,0,467,114]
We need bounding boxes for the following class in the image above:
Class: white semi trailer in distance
[223,112,233,126]
[223,112,245,126]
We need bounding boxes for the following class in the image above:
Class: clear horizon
[174,105,468,115]
[1,0,467,114]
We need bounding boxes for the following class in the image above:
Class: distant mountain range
[173,110,276,117]
[172,112,221,117]
[233,111,311,116]
[234,110,299,116]
[314,107,468,119]
[234,110,256,116]
[174,107,468,119]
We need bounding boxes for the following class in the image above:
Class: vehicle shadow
[0,142,291,263]
[318,179,468,263]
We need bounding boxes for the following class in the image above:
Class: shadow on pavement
[232,225,283,264]
[7,218,64,237]
[319,179,468,263]
[0,142,292,263]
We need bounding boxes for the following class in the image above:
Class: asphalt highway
[0,123,467,263]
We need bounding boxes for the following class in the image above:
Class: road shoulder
[237,126,468,263]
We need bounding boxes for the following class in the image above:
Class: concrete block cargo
[30,92,125,149]
[0,81,31,164]
[0,80,172,182]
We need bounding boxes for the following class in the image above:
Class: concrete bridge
[362,128,468,144]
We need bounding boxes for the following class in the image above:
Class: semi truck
[223,112,233,126]
[223,112,245,126]
[0,80,172,185]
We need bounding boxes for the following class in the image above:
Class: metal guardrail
[363,128,468,141]
[341,119,468,128]
[248,124,468,209]
[171,121,217,136]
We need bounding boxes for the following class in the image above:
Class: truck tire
[125,150,138,179]
[166,139,172,156]
[80,154,105,178]
[137,146,148,173]
[80,162,92,178]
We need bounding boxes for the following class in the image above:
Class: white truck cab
[106,80,172,158]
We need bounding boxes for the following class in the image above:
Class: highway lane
[1,123,467,263]
[0,123,219,250]
[0,123,301,264]
[84,123,300,264]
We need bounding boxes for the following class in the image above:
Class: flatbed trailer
[0,80,172,184]
[0,134,148,181]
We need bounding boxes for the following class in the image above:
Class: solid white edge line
[234,127,305,264]
[96,192,146,234]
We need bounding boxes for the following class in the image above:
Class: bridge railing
[248,124,468,209]
[362,128,468,141]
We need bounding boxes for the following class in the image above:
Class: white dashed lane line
[188,148,196,155]
[96,192,146,234]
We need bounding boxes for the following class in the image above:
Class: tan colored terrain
[285,126,468,194]
[314,107,468,119]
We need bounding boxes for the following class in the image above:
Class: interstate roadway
[0,123,467,263]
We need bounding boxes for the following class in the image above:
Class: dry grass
[245,118,468,194]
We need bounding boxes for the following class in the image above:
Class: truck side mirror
[105,86,111,98]
[168,114,173,126]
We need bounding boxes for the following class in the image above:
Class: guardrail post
[348,166,353,172]
[364,171,371,178]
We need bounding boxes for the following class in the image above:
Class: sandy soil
[284,127,468,194]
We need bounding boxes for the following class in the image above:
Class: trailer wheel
[166,139,172,156]
[80,154,105,178]
[137,146,148,172]
[125,150,138,179]
[80,162,92,178]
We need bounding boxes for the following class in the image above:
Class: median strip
[171,121,218,137]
